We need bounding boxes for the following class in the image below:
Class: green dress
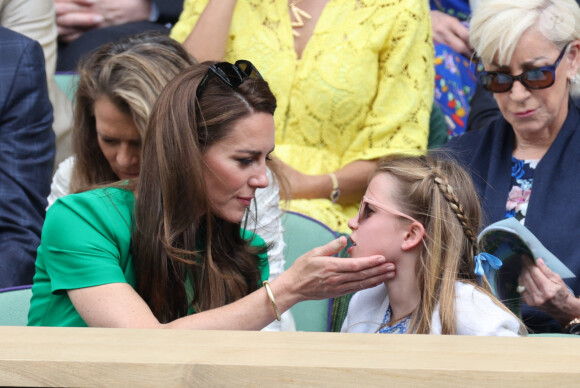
[28,187,269,327]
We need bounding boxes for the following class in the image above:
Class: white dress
[341,281,521,336]
[47,156,294,331]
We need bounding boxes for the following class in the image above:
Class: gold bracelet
[262,281,281,321]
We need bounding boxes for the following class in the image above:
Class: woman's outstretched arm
[68,236,394,329]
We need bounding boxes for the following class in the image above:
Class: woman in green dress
[28,60,394,328]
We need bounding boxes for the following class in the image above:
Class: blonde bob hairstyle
[470,0,580,71]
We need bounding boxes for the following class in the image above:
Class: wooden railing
[0,326,578,387]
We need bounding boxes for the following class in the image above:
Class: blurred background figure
[1,0,73,167]
[56,0,183,71]
[430,0,480,137]
[48,33,195,203]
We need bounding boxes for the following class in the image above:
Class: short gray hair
[470,0,580,66]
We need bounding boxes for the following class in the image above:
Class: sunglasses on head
[196,60,262,98]
[478,43,570,93]
[358,196,419,224]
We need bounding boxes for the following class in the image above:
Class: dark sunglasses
[478,43,570,93]
[196,60,262,98]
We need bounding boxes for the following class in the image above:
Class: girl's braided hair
[374,152,519,334]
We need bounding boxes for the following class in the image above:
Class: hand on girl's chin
[347,245,396,279]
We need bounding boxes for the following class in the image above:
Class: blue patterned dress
[505,157,538,224]
[378,305,412,334]
[430,0,477,138]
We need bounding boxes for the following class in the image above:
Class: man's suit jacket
[0,26,55,287]
[0,0,74,166]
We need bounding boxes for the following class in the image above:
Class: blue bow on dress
[474,252,503,285]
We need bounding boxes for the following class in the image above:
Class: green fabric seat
[0,286,32,326]
[54,72,80,102]
[282,211,337,332]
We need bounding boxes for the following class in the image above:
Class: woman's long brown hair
[132,63,277,322]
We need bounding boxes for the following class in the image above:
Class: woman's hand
[518,257,580,327]
[430,10,473,57]
[56,0,152,42]
[56,0,104,42]
[278,236,395,304]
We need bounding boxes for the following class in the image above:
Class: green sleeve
[240,228,270,283]
[40,188,135,292]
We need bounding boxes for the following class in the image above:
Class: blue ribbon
[474,252,503,284]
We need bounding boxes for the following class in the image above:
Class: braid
[432,171,478,256]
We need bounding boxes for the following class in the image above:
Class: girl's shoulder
[341,284,389,333]
[451,281,521,336]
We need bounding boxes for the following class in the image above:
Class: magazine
[477,217,575,317]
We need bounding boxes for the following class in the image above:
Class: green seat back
[54,72,80,102]
[0,286,32,326]
[282,211,337,332]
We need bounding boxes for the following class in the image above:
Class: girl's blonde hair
[375,153,526,335]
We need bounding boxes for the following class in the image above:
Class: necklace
[289,0,312,37]
[378,305,411,334]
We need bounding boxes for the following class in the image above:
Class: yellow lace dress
[171,0,434,232]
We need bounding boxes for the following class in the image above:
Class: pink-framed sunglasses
[358,196,420,224]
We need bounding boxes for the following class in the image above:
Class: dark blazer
[0,27,55,287]
[445,102,580,333]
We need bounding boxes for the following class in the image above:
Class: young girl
[341,154,526,335]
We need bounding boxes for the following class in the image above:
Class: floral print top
[378,305,411,334]
[506,157,539,224]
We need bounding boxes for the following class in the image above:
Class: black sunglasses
[196,60,262,98]
[478,43,570,93]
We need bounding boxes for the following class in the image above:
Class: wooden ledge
[0,326,579,387]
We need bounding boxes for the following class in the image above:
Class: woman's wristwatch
[328,173,341,203]
[564,317,580,335]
